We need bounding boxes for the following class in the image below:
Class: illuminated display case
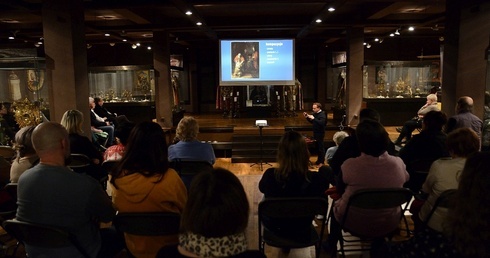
[363,61,441,99]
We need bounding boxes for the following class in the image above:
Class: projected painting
[231,42,259,79]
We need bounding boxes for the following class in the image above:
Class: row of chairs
[0,186,455,258]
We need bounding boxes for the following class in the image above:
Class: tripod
[250,125,272,170]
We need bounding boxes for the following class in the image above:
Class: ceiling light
[147,46,152,50]
[110,43,115,46]
[34,43,40,47]
[132,44,137,49]
[366,43,371,49]
[390,33,395,37]
[104,33,110,37]
[86,44,92,49]
[8,36,14,40]
[315,19,322,23]
[136,43,141,46]
[363,42,367,45]
[196,22,202,26]
[122,39,127,42]
[379,39,384,43]
[395,29,400,35]
[37,41,43,45]
[374,38,379,42]
[408,26,415,31]
[185,11,192,15]
[328,7,335,12]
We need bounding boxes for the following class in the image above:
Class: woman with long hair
[109,121,187,258]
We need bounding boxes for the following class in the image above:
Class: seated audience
[325,130,349,165]
[16,122,120,258]
[413,128,480,232]
[157,168,266,258]
[93,97,129,128]
[386,151,490,257]
[259,130,330,238]
[325,119,409,254]
[398,111,450,191]
[168,116,215,165]
[329,108,395,193]
[103,122,135,161]
[109,121,187,258]
[445,96,482,138]
[394,94,440,146]
[89,97,114,146]
[61,110,107,181]
[10,126,38,183]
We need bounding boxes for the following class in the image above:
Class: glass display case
[363,61,441,99]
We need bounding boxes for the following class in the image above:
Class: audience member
[93,97,116,124]
[16,122,120,258]
[89,97,114,146]
[325,119,409,254]
[481,91,490,151]
[259,130,330,239]
[109,121,187,258]
[399,111,450,191]
[413,128,480,232]
[103,122,135,161]
[445,96,482,138]
[394,94,440,146]
[329,108,395,193]
[0,102,18,144]
[325,131,349,165]
[10,126,37,183]
[303,102,326,165]
[386,151,490,257]
[61,110,107,181]
[168,116,215,165]
[157,168,266,258]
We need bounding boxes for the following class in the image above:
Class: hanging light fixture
[395,29,400,36]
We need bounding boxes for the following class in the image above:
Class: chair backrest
[2,219,91,258]
[423,189,457,224]
[169,160,213,176]
[345,188,412,210]
[114,212,181,236]
[259,197,329,220]
[67,154,92,169]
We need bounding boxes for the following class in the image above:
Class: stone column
[346,27,364,125]
[153,31,173,128]
[42,0,90,135]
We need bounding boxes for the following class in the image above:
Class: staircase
[231,134,282,163]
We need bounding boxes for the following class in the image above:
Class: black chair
[67,153,91,171]
[2,219,91,258]
[113,212,180,257]
[258,197,329,258]
[422,189,457,226]
[405,159,435,192]
[338,188,413,258]
[169,160,213,190]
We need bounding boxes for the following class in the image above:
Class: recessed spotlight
[136,43,141,46]
[185,11,192,15]
[374,38,379,42]
[34,43,40,47]
[363,42,367,45]
[37,41,43,45]
[87,44,92,49]
[379,39,384,43]
[408,26,415,31]
[122,39,127,42]
[8,36,14,40]
[390,33,395,37]
[147,46,152,50]
[104,33,110,37]
[315,19,322,23]
[196,22,202,26]
[328,7,335,12]
[132,44,137,49]
[110,43,115,46]
[366,44,371,49]
[395,29,400,35]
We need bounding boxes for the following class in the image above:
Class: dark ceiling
[0,0,448,50]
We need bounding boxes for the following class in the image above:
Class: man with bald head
[445,96,482,138]
[16,122,117,257]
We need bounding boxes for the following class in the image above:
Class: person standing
[304,102,326,165]
[445,96,482,138]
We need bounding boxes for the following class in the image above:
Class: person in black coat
[304,102,326,165]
